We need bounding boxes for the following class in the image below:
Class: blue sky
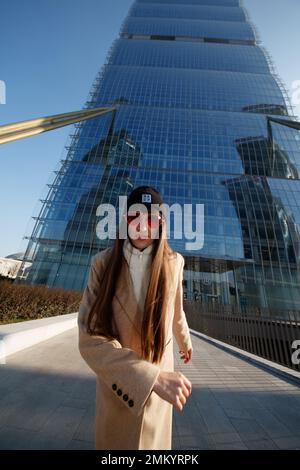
[0,0,300,257]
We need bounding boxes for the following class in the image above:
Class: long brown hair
[86,203,176,364]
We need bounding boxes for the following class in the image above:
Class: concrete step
[0,312,78,363]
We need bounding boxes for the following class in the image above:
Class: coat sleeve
[77,253,161,418]
[173,254,193,353]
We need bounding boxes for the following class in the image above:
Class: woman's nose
[138,214,148,232]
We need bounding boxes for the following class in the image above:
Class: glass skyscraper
[17,0,300,312]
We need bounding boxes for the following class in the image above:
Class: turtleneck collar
[122,237,154,263]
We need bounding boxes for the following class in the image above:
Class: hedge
[0,278,82,325]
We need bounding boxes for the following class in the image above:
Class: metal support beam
[0,106,116,144]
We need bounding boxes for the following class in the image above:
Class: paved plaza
[0,328,300,450]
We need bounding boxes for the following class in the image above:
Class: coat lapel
[113,256,143,335]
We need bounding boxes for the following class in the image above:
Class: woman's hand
[152,371,192,411]
[179,347,193,364]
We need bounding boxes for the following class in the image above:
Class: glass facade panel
[96,66,286,113]
[130,4,246,22]
[17,0,300,312]
[110,40,270,74]
[122,17,254,42]
[137,0,241,6]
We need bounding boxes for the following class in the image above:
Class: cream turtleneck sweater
[122,237,154,312]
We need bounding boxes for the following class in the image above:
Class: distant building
[0,253,23,279]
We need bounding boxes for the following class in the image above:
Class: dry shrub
[0,279,82,325]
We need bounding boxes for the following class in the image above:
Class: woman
[77,185,193,450]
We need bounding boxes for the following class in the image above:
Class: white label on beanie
[142,193,152,203]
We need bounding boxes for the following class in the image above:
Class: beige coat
[77,246,192,450]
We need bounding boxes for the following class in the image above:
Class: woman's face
[125,209,163,250]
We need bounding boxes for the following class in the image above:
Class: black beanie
[127,186,163,211]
